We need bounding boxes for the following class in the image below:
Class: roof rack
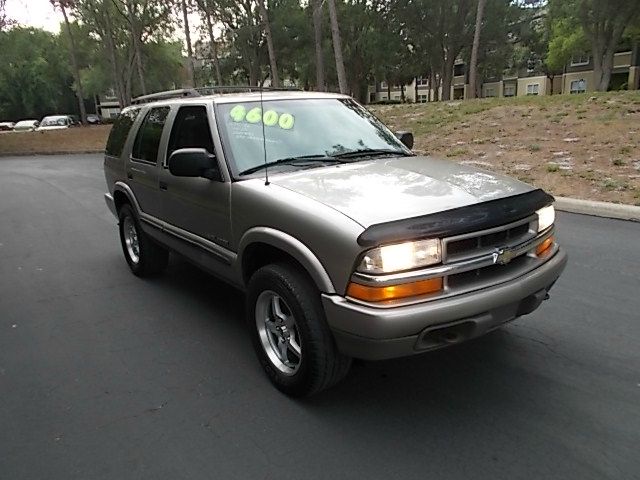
[131,86,302,105]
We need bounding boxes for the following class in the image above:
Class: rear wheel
[118,203,168,277]
[247,263,351,397]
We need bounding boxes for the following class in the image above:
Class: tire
[118,203,168,277]
[247,263,352,397]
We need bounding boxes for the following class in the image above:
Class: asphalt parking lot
[1,154,639,480]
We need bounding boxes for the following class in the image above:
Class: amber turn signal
[347,277,443,303]
[536,236,554,256]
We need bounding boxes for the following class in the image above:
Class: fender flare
[113,181,143,215]
[238,227,336,294]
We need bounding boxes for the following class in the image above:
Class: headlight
[536,205,555,232]
[358,239,441,274]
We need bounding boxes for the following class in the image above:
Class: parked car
[66,114,80,126]
[37,115,73,131]
[86,114,102,125]
[0,121,15,131]
[13,120,39,132]
[103,88,567,396]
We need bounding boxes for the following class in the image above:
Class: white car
[13,120,40,132]
[37,115,73,131]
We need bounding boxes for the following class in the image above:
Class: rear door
[127,106,170,218]
[159,104,232,248]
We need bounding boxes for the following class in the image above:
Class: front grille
[447,254,531,290]
[444,217,534,264]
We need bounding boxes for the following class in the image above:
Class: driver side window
[167,106,215,162]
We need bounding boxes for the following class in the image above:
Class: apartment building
[368,49,640,103]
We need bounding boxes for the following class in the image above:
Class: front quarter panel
[232,180,365,294]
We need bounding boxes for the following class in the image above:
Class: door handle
[159,181,168,191]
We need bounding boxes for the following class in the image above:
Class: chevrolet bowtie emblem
[493,247,515,265]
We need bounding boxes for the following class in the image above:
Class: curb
[0,150,104,157]
[555,196,640,222]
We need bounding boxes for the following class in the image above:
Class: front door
[159,104,232,249]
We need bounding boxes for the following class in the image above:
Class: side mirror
[168,148,222,181]
[395,131,414,150]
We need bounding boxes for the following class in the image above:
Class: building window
[369,92,376,102]
[484,87,496,98]
[504,84,516,97]
[418,94,428,103]
[570,79,587,94]
[454,64,465,77]
[380,81,388,89]
[416,76,429,86]
[570,55,590,67]
[526,83,539,95]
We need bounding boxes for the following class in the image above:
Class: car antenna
[260,86,270,186]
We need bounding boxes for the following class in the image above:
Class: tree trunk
[258,0,279,87]
[203,2,222,85]
[327,0,348,94]
[441,55,455,101]
[468,0,486,99]
[127,0,146,95]
[103,7,127,106]
[60,4,87,124]
[181,0,195,87]
[592,41,615,92]
[633,41,640,90]
[312,0,325,91]
[429,69,435,101]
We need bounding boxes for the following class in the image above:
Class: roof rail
[195,86,301,95]
[131,86,301,104]
[131,88,200,105]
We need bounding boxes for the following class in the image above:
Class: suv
[103,88,567,396]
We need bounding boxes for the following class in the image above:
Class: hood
[271,156,534,227]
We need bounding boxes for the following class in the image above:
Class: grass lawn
[0,125,111,156]
[370,90,640,205]
[1,91,639,205]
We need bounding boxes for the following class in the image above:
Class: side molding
[238,227,336,294]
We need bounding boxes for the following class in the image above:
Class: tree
[195,0,223,85]
[549,0,640,91]
[326,0,347,94]
[51,0,88,124]
[312,0,325,91]
[468,0,486,99]
[0,28,77,120]
[0,0,13,31]
[257,0,279,86]
[180,0,196,87]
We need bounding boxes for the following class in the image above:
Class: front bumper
[322,248,568,360]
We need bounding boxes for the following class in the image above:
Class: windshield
[215,98,410,177]
[41,117,67,127]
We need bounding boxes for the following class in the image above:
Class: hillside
[370,91,640,205]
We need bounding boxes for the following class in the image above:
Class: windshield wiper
[239,155,346,176]
[331,148,410,159]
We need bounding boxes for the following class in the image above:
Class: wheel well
[113,190,129,214]
[242,243,316,289]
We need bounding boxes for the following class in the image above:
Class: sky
[4,0,200,44]
[5,0,62,33]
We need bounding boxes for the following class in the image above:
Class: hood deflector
[357,189,554,247]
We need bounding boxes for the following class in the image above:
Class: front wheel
[118,203,168,277]
[247,263,351,397]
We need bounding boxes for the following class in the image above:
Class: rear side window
[105,108,140,157]
[132,107,170,163]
